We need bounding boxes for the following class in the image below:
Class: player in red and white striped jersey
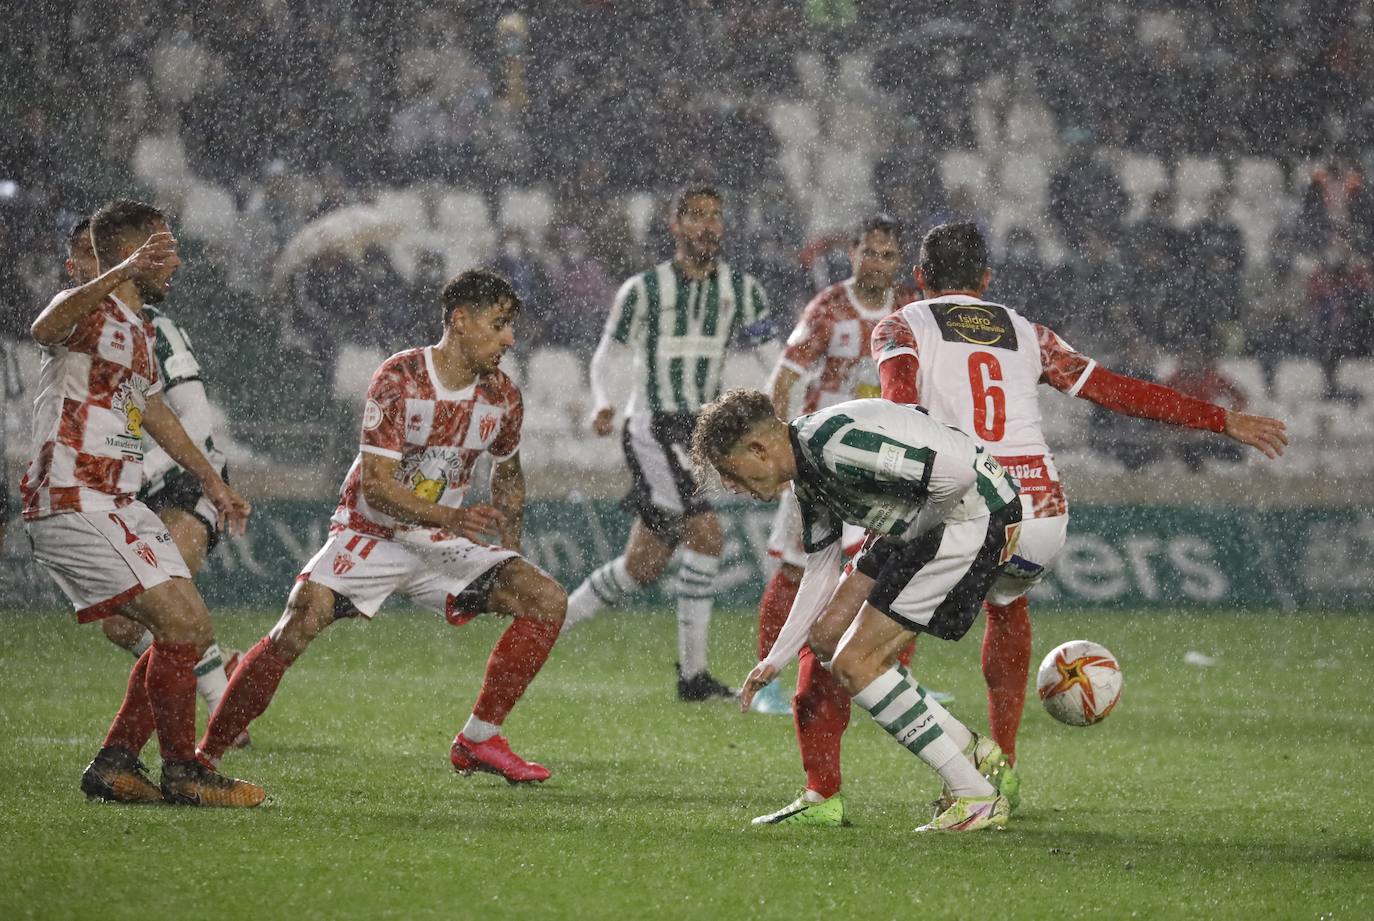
[198,270,567,784]
[60,218,248,749]
[873,222,1288,768]
[25,199,262,806]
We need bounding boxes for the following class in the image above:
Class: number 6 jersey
[870,295,1095,519]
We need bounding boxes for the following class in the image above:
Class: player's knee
[271,581,334,654]
[828,647,874,696]
[623,554,666,586]
[527,576,567,625]
[685,514,724,556]
[101,615,145,651]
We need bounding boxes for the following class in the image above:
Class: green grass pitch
[1,606,1371,920]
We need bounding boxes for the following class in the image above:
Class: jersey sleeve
[779,298,833,374]
[359,361,409,459]
[1034,323,1097,395]
[870,314,919,366]
[489,387,524,461]
[735,273,774,347]
[604,276,644,346]
[153,316,204,389]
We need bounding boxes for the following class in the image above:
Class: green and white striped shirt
[602,259,772,415]
[789,399,1019,553]
[140,306,227,494]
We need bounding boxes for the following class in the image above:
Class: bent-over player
[693,389,1021,833]
[197,270,567,783]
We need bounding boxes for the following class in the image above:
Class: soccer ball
[1036,640,1122,726]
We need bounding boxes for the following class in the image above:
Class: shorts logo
[361,400,383,430]
[333,553,355,576]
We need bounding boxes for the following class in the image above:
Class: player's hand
[443,505,507,544]
[1224,410,1289,459]
[204,478,251,537]
[116,232,178,283]
[738,661,778,713]
[591,406,615,437]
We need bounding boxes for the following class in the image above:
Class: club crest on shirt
[464,403,503,450]
[332,552,355,576]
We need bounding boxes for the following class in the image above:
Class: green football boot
[932,733,1021,815]
[751,793,847,827]
[916,793,1010,833]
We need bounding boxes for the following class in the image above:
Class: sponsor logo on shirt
[933,303,1019,350]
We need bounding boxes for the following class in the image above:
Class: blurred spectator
[1245,229,1311,398]
[1297,156,1374,255]
[1161,348,1247,471]
[992,228,1062,325]
[1189,190,1247,348]
[1063,231,1134,353]
[1305,237,1374,401]
[1049,140,1128,249]
[493,230,550,345]
[542,226,615,355]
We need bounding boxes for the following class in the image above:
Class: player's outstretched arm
[32,232,178,346]
[740,540,844,711]
[489,453,525,550]
[143,394,250,535]
[359,453,504,542]
[1223,410,1289,459]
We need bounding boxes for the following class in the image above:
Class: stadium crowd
[1,0,1372,467]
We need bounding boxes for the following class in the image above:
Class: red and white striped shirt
[22,295,163,520]
[332,347,523,541]
[780,280,918,413]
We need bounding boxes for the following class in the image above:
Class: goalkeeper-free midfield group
[21,188,1287,830]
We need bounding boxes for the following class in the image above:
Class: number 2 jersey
[870,295,1096,519]
[333,346,522,542]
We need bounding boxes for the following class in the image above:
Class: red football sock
[793,646,852,800]
[471,616,561,725]
[982,596,1033,764]
[199,636,293,761]
[757,569,800,660]
[896,637,916,669]
[144,641,201,763]
[103,647,157,754]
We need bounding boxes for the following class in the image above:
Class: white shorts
[986,513,1068,606]
[851,502,1021,641]
[767,487,867,569]
[27,504,192,622]
[299,528,523,620]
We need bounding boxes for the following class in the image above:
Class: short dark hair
[852,214,904,248]
[690,388,777,481]
[67,217,92,257]
[671,184,723,221]
[441,269,521,324]
[919,221,988,291]
[90,199,165,268]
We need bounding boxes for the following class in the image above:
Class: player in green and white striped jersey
[691,389,1022,832]
[566,185,773,701]
[62,220,243,742]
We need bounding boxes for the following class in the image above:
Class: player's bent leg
[198,580,339,767]
[102,614,151,654]
[451,560,564,784]
[836,605,1005,831]
[981,595,1032,765]
[562,520,674,632]
[160,507,210,577]
[118,579,265,807]
[674,511,732,700]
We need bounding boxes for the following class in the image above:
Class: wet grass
[1,606,1371,920]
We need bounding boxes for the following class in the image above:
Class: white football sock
[462,715,501,743]
[194,643,231,716]
[853,667,994,798]
[897,664,972,751]
[675,549,719,678]
[130,630,154,658]
[564,556,638,632]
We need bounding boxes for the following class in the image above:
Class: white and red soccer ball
[1036,640,1123,726]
